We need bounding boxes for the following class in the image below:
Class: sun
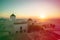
[39,14,46,19]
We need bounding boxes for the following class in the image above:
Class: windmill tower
[10,13,16,22]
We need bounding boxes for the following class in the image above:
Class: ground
[13,30,60,40]
[14,33,30,40]
[0,31,60,40]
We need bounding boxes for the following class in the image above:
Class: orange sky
[0,0,60,19]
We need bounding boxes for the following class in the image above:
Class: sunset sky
[0,0,60,19]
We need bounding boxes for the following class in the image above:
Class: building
[10,14,33,33]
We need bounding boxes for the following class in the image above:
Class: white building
[10,14,33,33]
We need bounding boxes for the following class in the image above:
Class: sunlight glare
[39,13,46,19]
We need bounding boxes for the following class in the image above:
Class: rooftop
[10,14,16,17]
